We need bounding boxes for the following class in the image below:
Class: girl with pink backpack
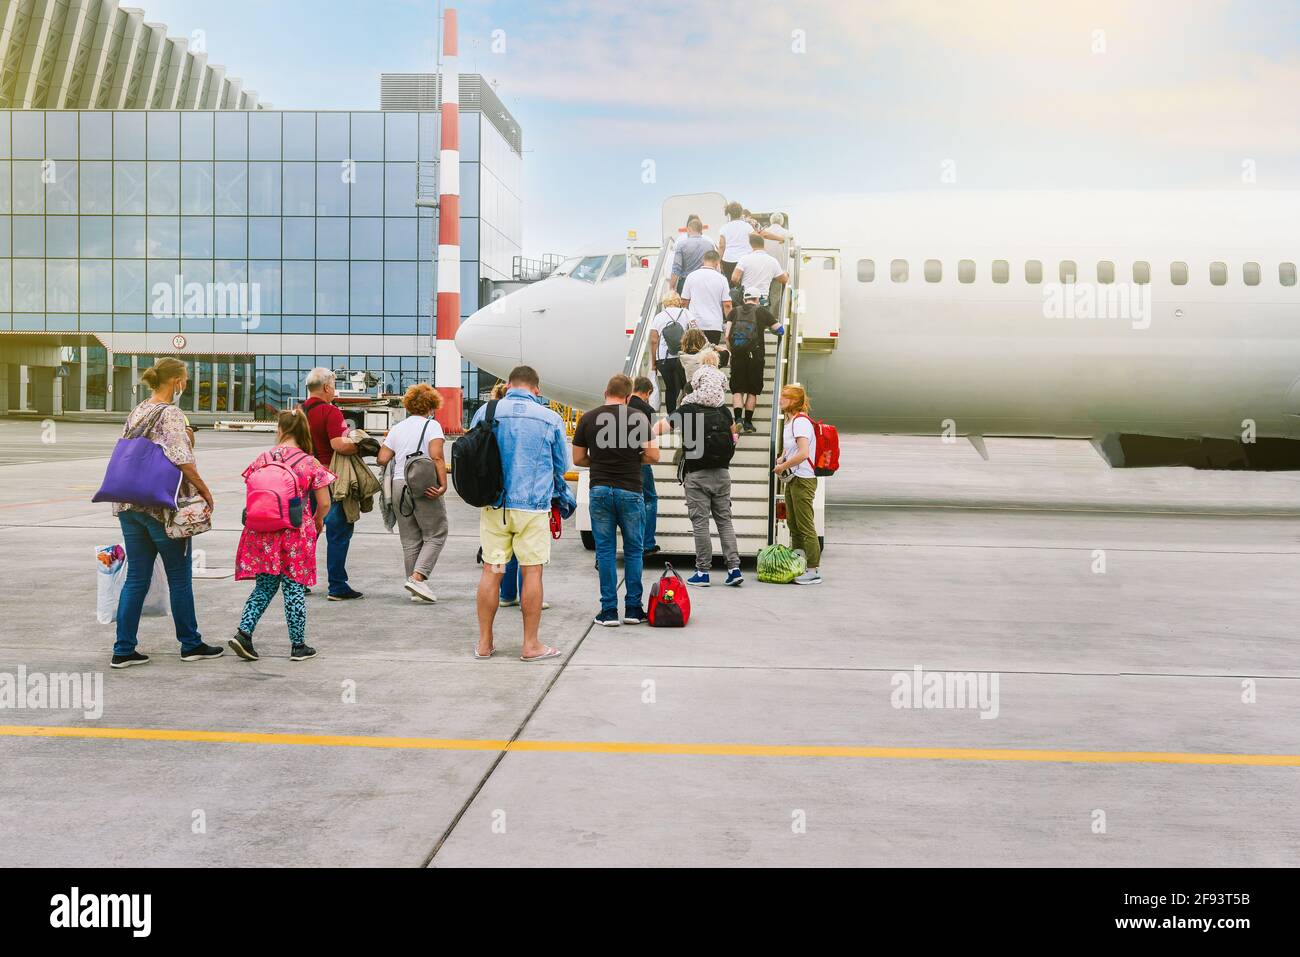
[229,410,337,662]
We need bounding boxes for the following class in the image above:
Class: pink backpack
[242,448,310,532]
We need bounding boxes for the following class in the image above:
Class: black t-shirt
[729,304,778,357]
[574,402,651,493]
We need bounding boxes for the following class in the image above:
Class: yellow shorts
[479,507,552,567]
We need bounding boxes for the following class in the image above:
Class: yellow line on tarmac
[2,725,1300,766]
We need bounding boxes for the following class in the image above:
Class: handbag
[91,404,184,511]
[165,494,212,539]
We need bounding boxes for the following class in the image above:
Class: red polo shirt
[300,396,347,468]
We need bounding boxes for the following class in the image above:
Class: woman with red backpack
[229,409,337,662]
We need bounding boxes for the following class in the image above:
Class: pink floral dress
[234,447,337,586]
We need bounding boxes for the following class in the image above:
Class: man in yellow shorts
[468,366,574,662]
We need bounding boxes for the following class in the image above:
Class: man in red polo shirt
[301,368,362,600]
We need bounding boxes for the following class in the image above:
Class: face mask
[173,387,185,403]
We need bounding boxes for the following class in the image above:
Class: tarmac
[1,420,1298,867]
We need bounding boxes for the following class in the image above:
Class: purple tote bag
[92,404,184,510]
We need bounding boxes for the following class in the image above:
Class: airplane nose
[456,298,522,376]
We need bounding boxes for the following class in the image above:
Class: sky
[141,0,1300,257]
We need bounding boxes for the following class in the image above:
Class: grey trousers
[393,481,449,579]
[683,467,740,571]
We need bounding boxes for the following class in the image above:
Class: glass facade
[0,109,522,421]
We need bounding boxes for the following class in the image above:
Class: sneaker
[180,643,225,662]
[743,420,757,434]
[687,571,711,587]
[228,630,259,661]
[643,545,661,558]
[498,597,521,607]
[110,652,150,670]
[404,578,437,603]
[724,568,744,586]
[290,644,319,662]
[794,569,822,585]
[593,608,621,627]
[623,606,648,625]
[327,589,364,601]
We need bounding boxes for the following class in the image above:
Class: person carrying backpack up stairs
[230,409,337,662]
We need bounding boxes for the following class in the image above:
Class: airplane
[456,190,1300,469]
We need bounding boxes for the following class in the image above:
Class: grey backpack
[399,418,440,516]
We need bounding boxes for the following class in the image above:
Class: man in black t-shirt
[728,295,784,434]
[572,374,659,627]
[629,377,660,558]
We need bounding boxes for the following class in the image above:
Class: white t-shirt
[764,223,789,270]
[782,414,817,479]
[680,268,730,332]
[735,249,783,299]
[651,307,691,360]
[383,414,445,478]
[718,219,754,263]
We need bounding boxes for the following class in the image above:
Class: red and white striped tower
[433,7,463,433]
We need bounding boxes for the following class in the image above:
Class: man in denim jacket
[470,365,573,662]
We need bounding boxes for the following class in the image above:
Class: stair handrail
[623,237,675,379]
[766,243,801,545]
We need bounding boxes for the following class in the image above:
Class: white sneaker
[404,578,437,603]
[793,569,822,585]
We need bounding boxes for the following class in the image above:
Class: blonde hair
[402,382,443,417]
[781,383,810,416]
[490,381,510,400]
[661,292,685,309]
[681,328,707,355]
[140,356,187,391]
[276,408,314,455]
[699,349,720,368]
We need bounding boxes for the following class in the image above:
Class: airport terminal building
[0,6,523,424]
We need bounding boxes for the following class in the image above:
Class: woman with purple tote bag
[93,358,223,670]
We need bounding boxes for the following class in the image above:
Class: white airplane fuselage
[457,191,1300,444]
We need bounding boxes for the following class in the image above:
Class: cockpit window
[601,254,628,281]
[552,257,582,277]
[568,256,608,283]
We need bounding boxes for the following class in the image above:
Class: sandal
[473,644,495,660]
[520,646,561,662]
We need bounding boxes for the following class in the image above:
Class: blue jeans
[641,464,658,550]
[324,502,354,596]
[114,510,202,657]
[590,485,645,612]
[499,555,521,602]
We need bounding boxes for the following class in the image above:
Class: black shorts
[728,348,766,395]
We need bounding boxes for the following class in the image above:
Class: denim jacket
[470,389,575,515]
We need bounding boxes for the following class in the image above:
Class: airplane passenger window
[924,259,942,282]
[569,255,608,283]
[1209,262,1227,286]
[857,259,875,282]
[1243,262,1260,286]
[891,259,909,282]
[1133,261,1151,284]
[958,260,975,283]
[1025,260,1042,284]
[1282,263,1297,287]
[992,260,1009,283]
[1059,260,1077,284]
[601,254,627,281]
[1097,261,1115,284]
[1171,261,1188,285]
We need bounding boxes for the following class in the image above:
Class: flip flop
[520,646,561,662]
[473,645,495,660]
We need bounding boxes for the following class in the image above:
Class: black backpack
[661,308,689,356]
[679,404,737,477]
[451,400,504,508]
[728,303,760,355]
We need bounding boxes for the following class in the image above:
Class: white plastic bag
[96,546,172,624]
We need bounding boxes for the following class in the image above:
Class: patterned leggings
[239,574,307,646]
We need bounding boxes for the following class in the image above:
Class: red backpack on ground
[794,413,841,477]
[242,448,310,532]
[647,563,691,627]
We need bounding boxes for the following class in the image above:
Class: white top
[718,219,754,263]
[735,249,783,299]
[383,414,445,478]
[763,223,789,270]
[782,414,817,479]
[651,307,691,359]
[680,267,730,332]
